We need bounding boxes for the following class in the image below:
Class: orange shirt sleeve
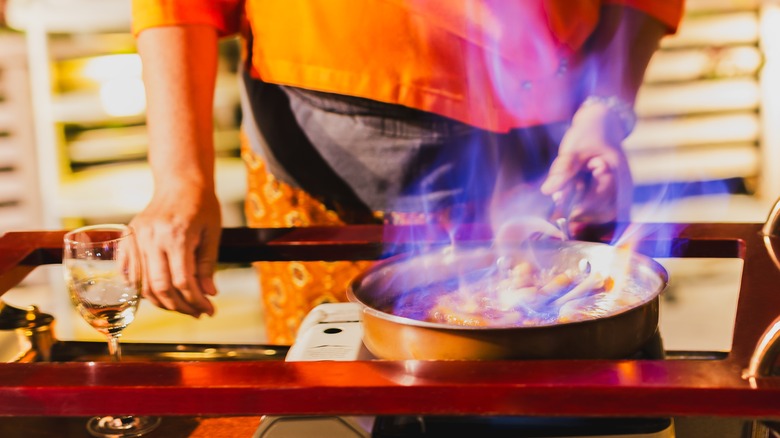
[604,0,685,32]
[131,0,245,37]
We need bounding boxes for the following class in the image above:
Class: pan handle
[742,316,780,381]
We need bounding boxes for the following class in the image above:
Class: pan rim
[347,240,668,331]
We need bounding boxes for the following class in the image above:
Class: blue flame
[621,179,737,256]
[379,2,739,261]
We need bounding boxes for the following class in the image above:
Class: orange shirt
[132,0,682,132]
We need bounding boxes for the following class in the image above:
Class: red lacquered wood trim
[0,223,778,419]
[0,360,777,418]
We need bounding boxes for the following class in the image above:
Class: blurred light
[99,78,146,117]
[731,47,763,72]
[759,2,780,196]
[81,54,146,116]
[82,54,142,82]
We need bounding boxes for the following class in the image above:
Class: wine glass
[63,224,161,437]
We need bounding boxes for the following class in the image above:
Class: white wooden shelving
[0,31,41,234]
[628,0,780,203]
[4,0,246,229]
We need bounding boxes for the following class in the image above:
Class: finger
[131,221,154,299]
[548,188,575,221]
[570,158,623,224]
[143,246,172,301]
[199,276,218,301]
[168,243,214,317]
[196,227,221,298]
[588,156,633,222]
[142,286,164,309]
[146,248,202,317]
[541,128,583,196]
[117,240,143,290]
[541,153,585,196]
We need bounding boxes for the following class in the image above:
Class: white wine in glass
[63,224,161,437]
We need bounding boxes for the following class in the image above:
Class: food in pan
[390,257,644,328]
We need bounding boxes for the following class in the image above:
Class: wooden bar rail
[0,224,778,421]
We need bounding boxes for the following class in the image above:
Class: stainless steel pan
[347,240,668,360]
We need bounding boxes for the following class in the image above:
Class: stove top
[255,303,675,438]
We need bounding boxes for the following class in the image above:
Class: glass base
[86,415,162,437]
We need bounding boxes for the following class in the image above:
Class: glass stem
[107,335,122,362]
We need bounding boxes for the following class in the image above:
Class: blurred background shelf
[57,157,246,223]
[4,0,245,232]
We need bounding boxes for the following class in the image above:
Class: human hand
[130,184,222,318]
[540,101,633,225]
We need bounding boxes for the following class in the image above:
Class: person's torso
[243,0,601,132]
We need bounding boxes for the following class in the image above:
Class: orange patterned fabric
[241,137,374,344]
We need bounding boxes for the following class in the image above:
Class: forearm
[137,25,219,193]
[132,25,222,318]
[580,5,667,105]
[570,5,668,142]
